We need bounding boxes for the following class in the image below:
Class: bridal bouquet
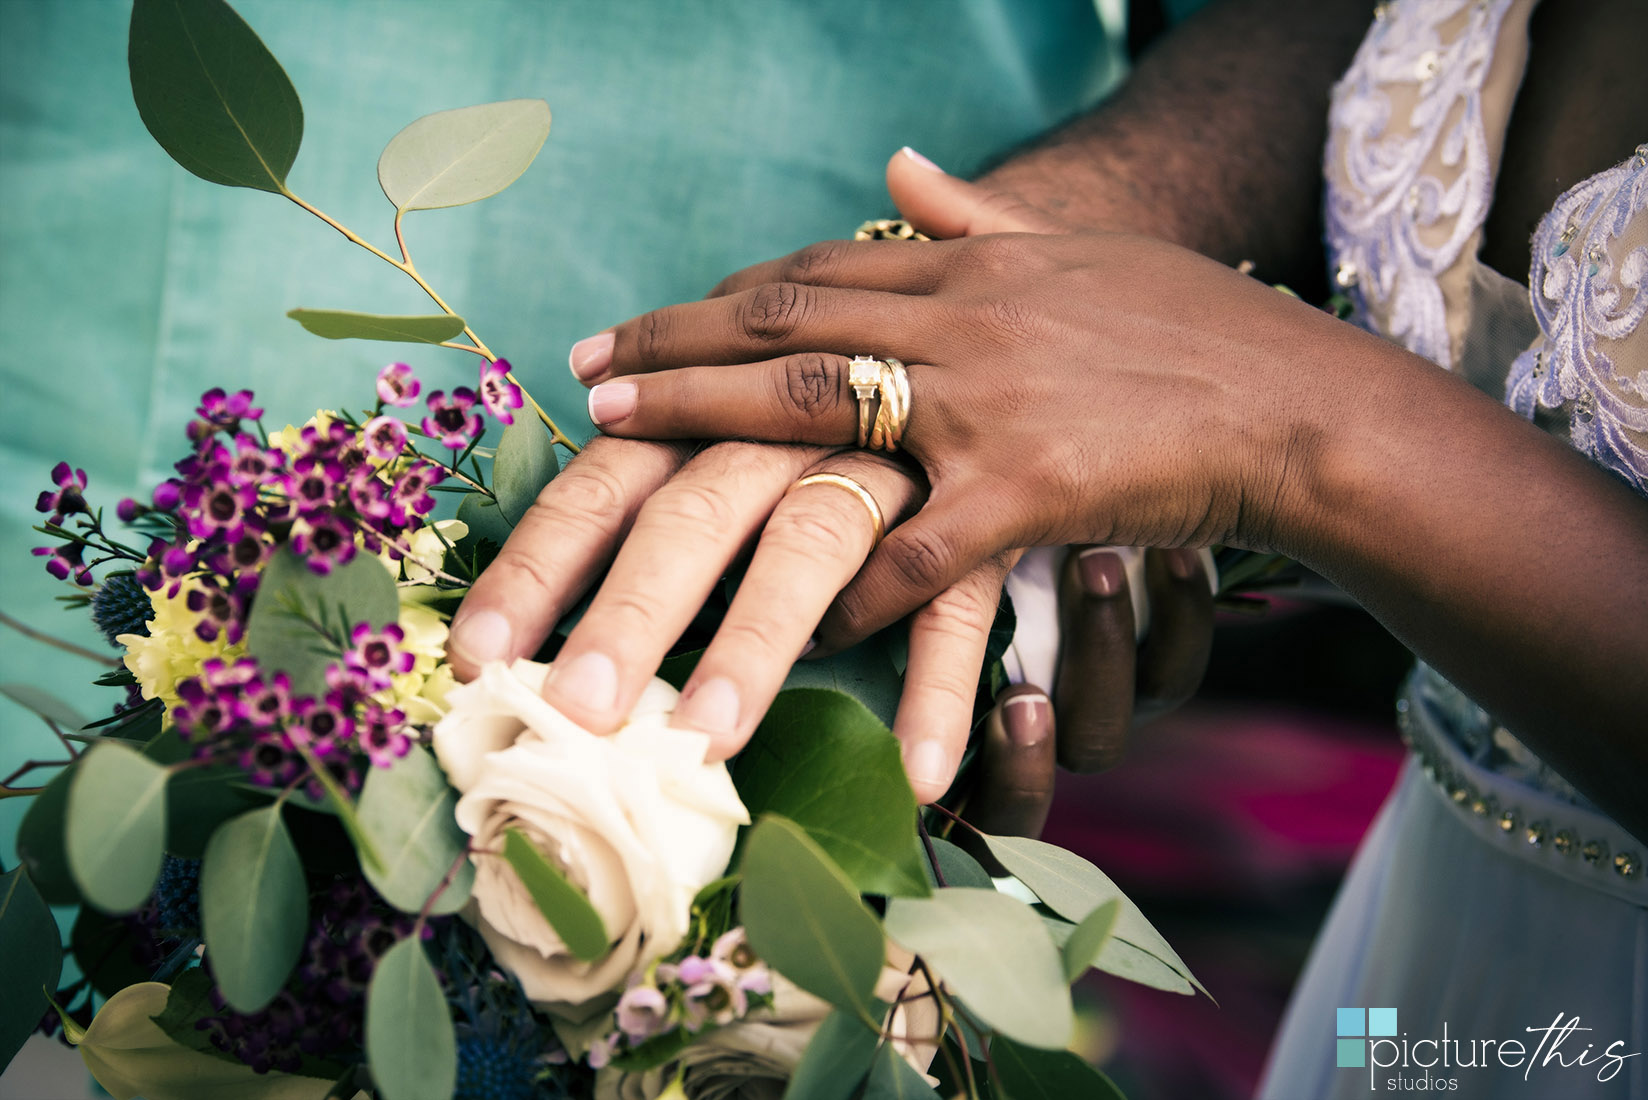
[0,2,1204,1098]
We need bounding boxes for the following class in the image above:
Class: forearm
[979,0,1370,294]
[1276,320,1648,839]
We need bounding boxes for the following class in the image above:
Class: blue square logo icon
[1337,1038,1366,1068]
[1368,1007,1398,1037]
[1336,1007,1365,1037]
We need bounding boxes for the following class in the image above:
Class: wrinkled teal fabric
[0,0,1117,874]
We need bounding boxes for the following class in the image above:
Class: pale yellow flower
[118,585,246,714]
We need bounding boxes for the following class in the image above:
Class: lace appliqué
[1324,0,1514,369]
[1505,148,1648,494]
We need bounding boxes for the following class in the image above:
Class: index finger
[706,238,951,300]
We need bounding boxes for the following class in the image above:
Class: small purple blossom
[390,462,442,519]
[289,694,356,759]
[615,984,671,1043]
[116,497,143,523]
[345,623,414,689]
[376,363,421,408]
[356,702,411,768]
[361,416,409,461]
[477,359,524,426]
[190,388,262,440]
[151,479,183,512]
[289,515,356,575]
[421,388,482,450]
[34,543,92,585]
[35,462,89,524]
[184,575,256,644]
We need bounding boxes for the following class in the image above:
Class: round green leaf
[861,1039,940,1099]
[884,888,1072,1049]
[244,547,399,697]
[16,765,80,905]
[739,815,884,1022]
[66,741,170,913]
[990,1036,1126,1100]
[378,99,552,211]
[128,0,302,193]
[201,806,308,1012]
[0,682,89,732]
[166,763,271,858]
[925,836,993,891]
[357,747,473,915]
[0,867,63,1069]
[492,417,558,526]
[783,1009,879,1100]
[1061,898,1120,983]
[366,938,457,1100]
[285,309,466,344]
[71,907,154,1000]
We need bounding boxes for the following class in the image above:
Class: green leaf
[0,682,89,731]
[861,1040,940,1099]
[455,492,515,558]
[151,967,236,1062]
[739,815,884,1021]
[357,747,473,915]
[244,547,399,697]
[128,0,302,193]
[883,888,1072,1049]
[1039,917,1191,996]
[607,1027,692,1073]
[925,836,993,891]
[779,635,902,728]
[166,763,270,858]
[1061,899,1120,983]
[16,765,80,904]
[492,416,558,526]
[66,741,169,912]
[981,835,1205,997]
[365,937,457,1100]
[990,1037,1125,1100]
[285,309,466,345]
[782,1009,878,1100]
[200,805,308,1012]
[734,689,928,898]
[0,867,63,1068]
[378,99,552,211]
[71,907,156,1000]
[501,828,608,962]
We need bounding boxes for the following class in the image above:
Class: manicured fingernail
[1165,548,1203,582]
[1077,548,1125,597]
[450,610,512,665]
[550,651,618,714]
[904,739,950,795]
[569,332,615,380]
[900,146,944,173]
[1002,694,1050,747]
[588,382,637,426]
[676,677,741,737]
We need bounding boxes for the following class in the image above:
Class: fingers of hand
[885,148,1065,238]
[966,683,1057,839]
[1134,548,1215,721]
[542,442,826,732]
[447,437,690,681]
[1052,547,1139,773]
[895,554,1013,804]
[706,238,951,300]
[679,453,926,760]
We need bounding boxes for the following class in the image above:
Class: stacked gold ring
[787,473,885,548]
[846,356,912,452]
[854,218,932,242]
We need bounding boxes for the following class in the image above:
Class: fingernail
[799,636,817,659]
[676,677,741,737]
[450,610,512,665]
[1077,548,1125,597]
[550,651,618,714]
[568,332,615,381]
[904,739,951,795]
[1002,694,1050,747]
[900,146,944,173]
[588,382,637,426]
[1165,548,1203,582]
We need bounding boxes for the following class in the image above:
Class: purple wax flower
[616,984,671,1042]
[376,362,421,408]
[184,576,254,645]
[357,702,411,768]
[361,415,409,461]
[421,388,482,450]
[151,479,183,512]
[478,359,524,426]
[33,543,92,585]
[35,462,89,524]
[190,387,262,440]
[346,622,415,689]
[289,515,356,575]
[391,462,442,518]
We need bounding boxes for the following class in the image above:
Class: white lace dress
[1257,2,1647,1097]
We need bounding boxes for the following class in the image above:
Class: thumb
[886,146,1065,238]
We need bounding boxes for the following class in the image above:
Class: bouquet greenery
[1,2,1205,1098]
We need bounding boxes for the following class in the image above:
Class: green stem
[0,610,120,667]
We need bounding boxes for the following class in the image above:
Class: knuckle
[782,241,848,285]
[765,503,860,563]
[976,293,1047,347]
[711,615,792,660]
[883,524,958,595]
[591,588,668,634]
[1061,733,1127,774]
[635,309,672,368]
[742,282,808,342]
[780,353,845,418]
[645,480,742,539]
[484,542,563,608]
[534,464,627,527]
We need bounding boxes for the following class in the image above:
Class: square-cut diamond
[848,356,881,399]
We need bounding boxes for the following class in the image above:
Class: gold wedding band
[854,218,931,242]
[845,356,912,453]
[848,356,882,448]
[787,473,885,548]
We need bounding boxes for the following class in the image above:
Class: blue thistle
[91,572,154,645]
[152,856,202,934]
[455,1034,540,1100]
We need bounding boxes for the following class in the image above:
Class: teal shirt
[0,0,1118,864]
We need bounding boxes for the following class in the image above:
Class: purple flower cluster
[595,927,775,1065]
[32,463,95,583]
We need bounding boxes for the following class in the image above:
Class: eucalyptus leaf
[0,866,62,1069]
[782,1009,878,1100]
[778,635,902,728]
[455,492,514,555]
[128,0,302,193]
[244,547,399,697]
[16,765,79,904]
[884,888,1072,1049]
[861,1040,940,1099]
[201,805,308,1012]
[925,836,993,891]
[982,834,1205,997]
[1061,899,1120,983]
[66,741,169,913]
[286,309,465,345]
[166,764,270,858]
[357,747,473,915]
[501,828,608,962]
[1040,916,1192,996]
[0,682,89,731]
[72,907,157,1000]
[365,937,457,1100]
[378,99,552,211]
[740,815,884,1022]
[734,689,928,898]
[492,417,558,526]
[991,1036,1125,1100]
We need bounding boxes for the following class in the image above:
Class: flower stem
[0,609,121,667]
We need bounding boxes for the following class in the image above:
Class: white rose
[433,659,749,1016]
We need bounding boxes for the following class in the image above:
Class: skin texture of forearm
[1277,319,1648,842]
[979,0,1372,296]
